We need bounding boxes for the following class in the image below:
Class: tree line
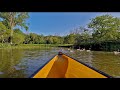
[0,12,120,51]
[74,14,120,51]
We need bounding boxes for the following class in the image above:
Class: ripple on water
[14,66,25,70]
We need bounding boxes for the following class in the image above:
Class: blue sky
[24,12,120,36]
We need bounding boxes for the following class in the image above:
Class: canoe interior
[33,54,108,78]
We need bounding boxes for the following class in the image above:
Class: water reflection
[0,48,62,78]
[0,47,120,78]
[0,49,24,78]
[91,51,120,77]
[65,50,93,66]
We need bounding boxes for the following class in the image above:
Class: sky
[23,12,120,36]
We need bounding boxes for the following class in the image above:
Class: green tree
[29,33,38,44]
[0,12,29,44]
[38,35,46,44]
[45,36,53,44]
[58,36,64,44]
[52,36,59,44]
[24,34,31,44]
[88,14,120,42]
[13,29,25,44]
[12,33,25,45]
[64,34,76,44]
[14,28,25,35]
[0,22,11,43]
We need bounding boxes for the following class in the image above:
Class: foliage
[1,13,120,51]
[0,12,29,44]
[64,34,76,44]
[14,28,25,35]
[12,32,25,45]
[88,14,120,42]
[0,22,11,43]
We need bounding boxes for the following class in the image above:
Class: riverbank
[0,43,73,49]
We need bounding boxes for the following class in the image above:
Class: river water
[0,47,120,78]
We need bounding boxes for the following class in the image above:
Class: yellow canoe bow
[31,52,113,78]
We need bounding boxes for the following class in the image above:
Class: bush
[12,33,25,44]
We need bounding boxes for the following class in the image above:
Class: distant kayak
[31,52,113,78]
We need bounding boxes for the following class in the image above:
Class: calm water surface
[0,47,120,78]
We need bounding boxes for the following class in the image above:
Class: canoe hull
[32,53,112,78]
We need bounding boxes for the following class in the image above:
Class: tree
[30,33,39,44]
[0,12,29,44]
[88,14,120,42]
[14,28,25,35]
[0,22,11,44]
[45,36,54,44]
[58,36,64,44]
[13,29,25,44]
[38,34,46,44]
[24,34,31,44]
[64,34,76,44]
[12,33,25,45]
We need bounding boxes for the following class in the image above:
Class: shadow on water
[0,47,120,78]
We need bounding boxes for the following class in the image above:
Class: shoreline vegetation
[0,43,73,49]
[0,13,120,52]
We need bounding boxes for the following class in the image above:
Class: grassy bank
[0,43,73,49]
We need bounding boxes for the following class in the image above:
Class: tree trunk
[10,29,13,44]
[2,35,3,46]
[9,12,14,45]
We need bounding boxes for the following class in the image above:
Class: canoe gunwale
[62,53,113,78]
